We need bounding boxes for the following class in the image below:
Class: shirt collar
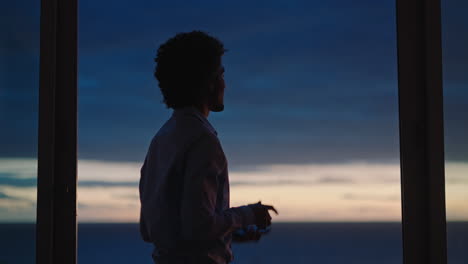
[172,106,218,136]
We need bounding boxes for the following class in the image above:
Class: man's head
[154,31,226,112]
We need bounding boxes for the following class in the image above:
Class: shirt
[139,107,256,264]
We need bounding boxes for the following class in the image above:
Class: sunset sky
[1,0,467,222]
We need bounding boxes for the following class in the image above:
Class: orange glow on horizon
[0,158,467,222]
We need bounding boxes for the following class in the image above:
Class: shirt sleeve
[138,158,152,242]
[139,208,151,242]
[180,133,256,242]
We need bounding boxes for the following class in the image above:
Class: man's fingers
[263,205,279,215]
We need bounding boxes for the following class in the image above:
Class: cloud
[0,177,36,187]
[316,176,355,184]
[342,193,400,202]
[0,191,14,199]
[0,172,15,178]
[0,191,33,203]
[78,181,138,187]
[112,193,139,200]
[231,179,311,187]
[229,177,356,187]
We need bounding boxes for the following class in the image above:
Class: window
[77,1,402,263]
[442,1,468,263]
[0,1,40,263]
[33,0,450,263]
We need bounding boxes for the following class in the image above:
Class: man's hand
[248,201,278,229]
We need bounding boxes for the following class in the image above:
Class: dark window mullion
[396,0,448,263]
[36,0,78,263]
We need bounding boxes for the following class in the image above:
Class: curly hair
[154,31,226,109]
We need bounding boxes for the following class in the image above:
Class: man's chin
[210,104,224,112]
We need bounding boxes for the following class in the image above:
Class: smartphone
[234,225,272,237]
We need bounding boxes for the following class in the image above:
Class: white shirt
[139,107,255,263]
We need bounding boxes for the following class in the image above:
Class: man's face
[209,64,226,112]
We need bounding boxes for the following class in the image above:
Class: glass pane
[78,1,402,263]
[0,1,40,263]
[442,1,468,263]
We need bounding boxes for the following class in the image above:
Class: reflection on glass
[0,1,40,263]
[442,1,468,263]
[78,1,402,263]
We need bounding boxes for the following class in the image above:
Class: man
[139,31,278,264]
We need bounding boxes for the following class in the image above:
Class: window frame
[396,0,448,263]
[36,0,77,263]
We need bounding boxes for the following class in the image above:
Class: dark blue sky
[1,0,467,168]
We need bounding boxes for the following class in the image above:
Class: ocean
[1,222,467,264]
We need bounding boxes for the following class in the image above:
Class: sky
[0,0,467,222]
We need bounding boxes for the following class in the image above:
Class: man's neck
[195,104,210,118]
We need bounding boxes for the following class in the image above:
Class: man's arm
[139,209,152,242]
[180,133,255,241]
[138,159,152,243]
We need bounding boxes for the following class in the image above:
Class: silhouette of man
[139,31,278,264]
